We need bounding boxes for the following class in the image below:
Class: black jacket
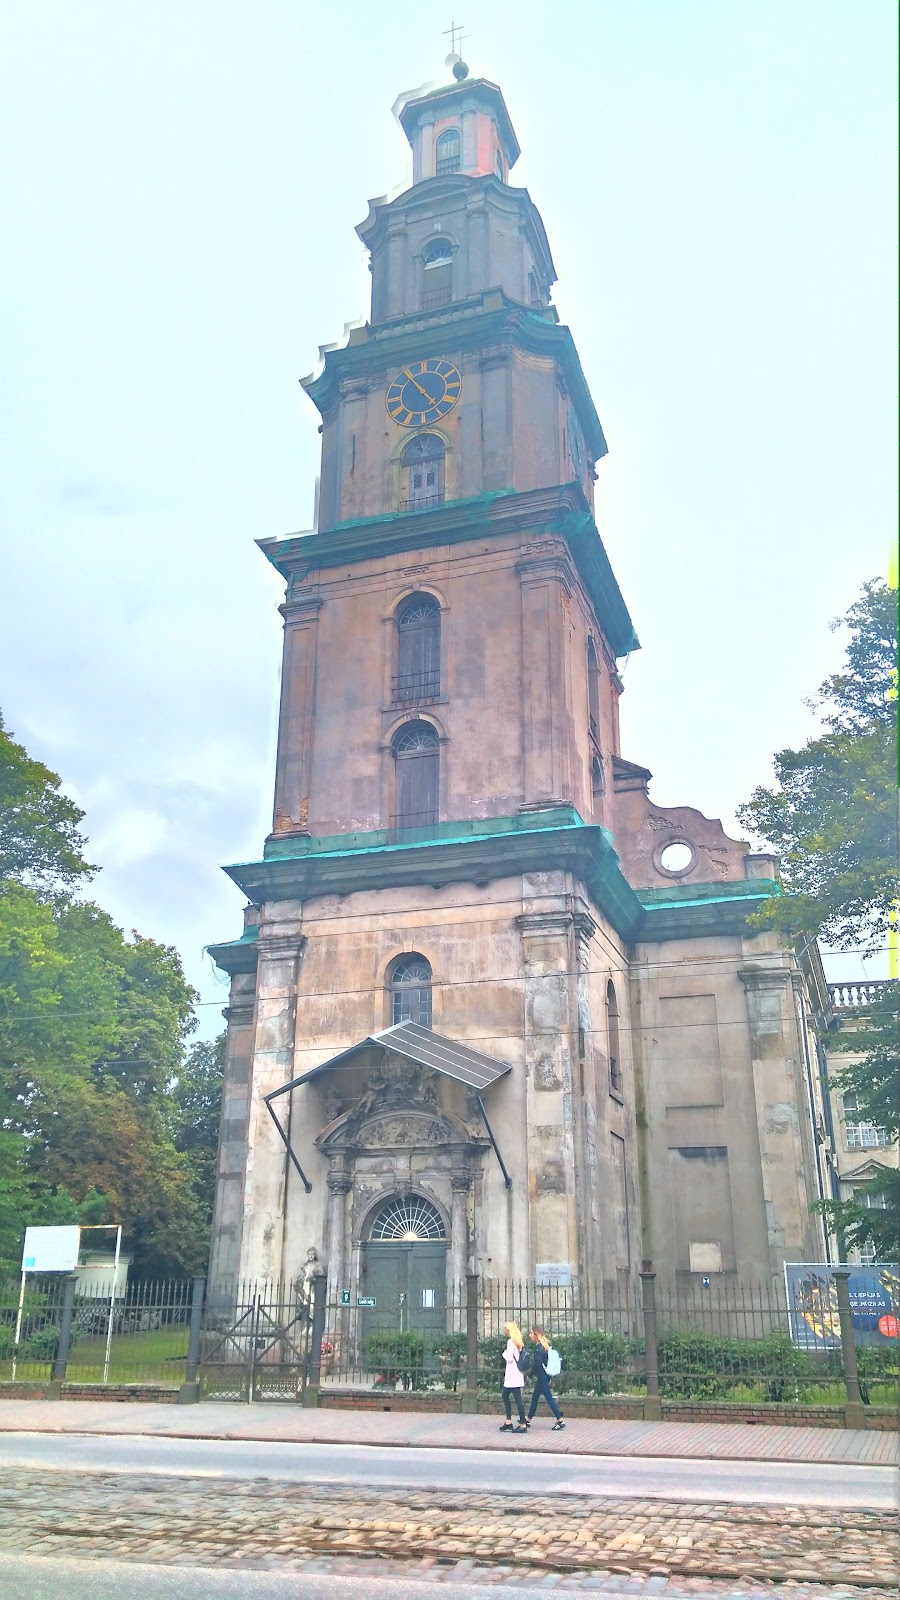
[529,1343,550,1380]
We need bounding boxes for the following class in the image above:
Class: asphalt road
[0,1431,892,1509]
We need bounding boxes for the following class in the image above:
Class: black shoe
[513,1423,528,1433]
[499,1421,513,1431]
[552,1419,566,1430]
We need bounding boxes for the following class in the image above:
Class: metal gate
[199,1280,313,1401]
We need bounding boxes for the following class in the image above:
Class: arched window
[495,149,504,182]
[389,954,434,1028]
[422,239,453,309]
[392,721,439,831]
[587,637,601,739]
[435,128,461,175]
[528,269,541,307]
[607,980,622,1095]
[591,754,605,801]
[395,593,440,702]
[401,433,445,511]
[370,1193,445,1240]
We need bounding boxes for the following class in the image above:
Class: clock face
[386,359,462,427]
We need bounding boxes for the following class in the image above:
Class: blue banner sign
[784,1263,899,1348]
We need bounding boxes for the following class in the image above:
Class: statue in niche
[322,1083,343,1125]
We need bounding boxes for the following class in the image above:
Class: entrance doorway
[361,1195,447,1341]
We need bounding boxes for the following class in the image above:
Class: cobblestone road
[1,1470,894,1594]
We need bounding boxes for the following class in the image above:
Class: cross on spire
[443,19,469,58]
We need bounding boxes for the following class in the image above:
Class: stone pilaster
[450,1166,471,1301]
[738,961,819,1272]
[207,977,256,1288]
[517,895,581,1278]
[516,544,576,808]
[239,925,306,1282]
[325,1160,353,1292]
[272,595,323,836]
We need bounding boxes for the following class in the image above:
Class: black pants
[527,1368,562,1421]
[502,1384,526,1421]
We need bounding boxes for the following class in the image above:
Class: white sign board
[536,1262,573,1288]
[21,1225,80,1273]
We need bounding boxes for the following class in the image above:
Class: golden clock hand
[402,368,436,402]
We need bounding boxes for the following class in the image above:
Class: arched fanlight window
[389,953,434,1027]
[435,129,461,175]
[607,980,622,1094]
[392,721,439,831]
[401,433,445,511]
[587,637,601,739]
[370,1193,445,1241]
[422,239,453,309]
[395,593,440,702]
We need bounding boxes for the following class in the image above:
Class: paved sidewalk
[0,1399,894,1464]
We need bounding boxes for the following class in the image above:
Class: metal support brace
[264,1076,313,1193]
[477,1094,512,1188]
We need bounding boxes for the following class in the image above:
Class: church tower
[208,62,828,1306]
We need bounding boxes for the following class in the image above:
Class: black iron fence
[1,1268,896,1411]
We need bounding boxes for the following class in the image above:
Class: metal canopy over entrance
[263,1024,513,1191]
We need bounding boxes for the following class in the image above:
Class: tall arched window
[395,593,440,702]
[591,754,604,802]
[528,269,541,307]
[393,721,439,831]
[435,128,461,175]
[401,433,445,512]
[422,239,453,309]
[607,980,622,1094]
[587,637,601,739]
[389,955,433,1028]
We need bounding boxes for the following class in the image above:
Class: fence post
[178,1276,206,1405]
[640,1262,662,1421]
[461,1273,478,1414]
[303,1274,327,1408]
[49,1274,79,1392]
[833,1268,866,1429]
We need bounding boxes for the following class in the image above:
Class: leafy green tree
[170,1034,225,1208]
[0,713,93,893]
[0,711,207,1276]
[738,579,897,953]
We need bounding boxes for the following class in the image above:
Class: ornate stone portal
[315,1052,488,1296]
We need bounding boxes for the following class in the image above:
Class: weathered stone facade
[208,69,830,1300]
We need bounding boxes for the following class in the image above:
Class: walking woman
[499,1320,528,1432]
[527,1327,565,1429]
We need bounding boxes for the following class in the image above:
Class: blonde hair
[530,1326,550,1349]
[504,1320,524,1348]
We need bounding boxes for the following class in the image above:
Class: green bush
[554,1331,633,1396]
[428,1331,466,1390]
[366,1330,427,1390]
[22,1324,61,1363]
[0,1324,15,1359]
[657,1329,815,1401]
[856,1344,899,1405]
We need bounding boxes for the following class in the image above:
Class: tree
[0,713,93,893]
[738,583,898,1260]
[737,579,897,953]
[0,711,206,1277]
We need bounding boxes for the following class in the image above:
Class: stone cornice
[258,484,639,660]
[299,290,605,462]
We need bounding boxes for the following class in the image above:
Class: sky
[0,0,896,1033]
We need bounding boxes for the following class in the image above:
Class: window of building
[422,239,453,309]
[528,270,541,307]
[395,593,440,702]
[370,1192,445,1239]
[392,721,439,831]
[389,955,434,1028]
[844,1093,889,1148]
[591,754,604,801]
[435,128,461,175]
[587,637,601,739]
[607,980,622,1094]
[495,149,504,181]
[400,432,445,511]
